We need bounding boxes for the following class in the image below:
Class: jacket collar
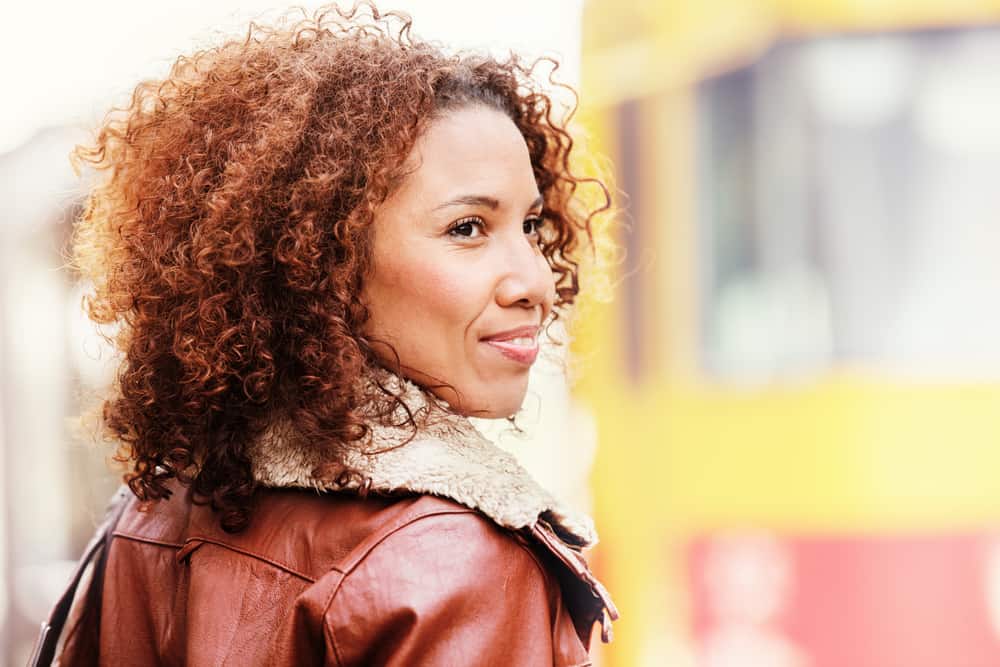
[248,373,598,548]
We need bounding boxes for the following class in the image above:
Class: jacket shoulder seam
[322,510,560,665]
[321,505,479,664]
[338,504,479,577]
[178,536,316,583]
[111,530,185,549]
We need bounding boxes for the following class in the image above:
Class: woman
[46,2,617,665]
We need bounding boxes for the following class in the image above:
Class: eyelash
[448,216,545,240]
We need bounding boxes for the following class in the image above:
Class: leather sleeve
[323,510,592,667]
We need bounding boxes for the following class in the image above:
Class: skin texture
[364,106,556,417]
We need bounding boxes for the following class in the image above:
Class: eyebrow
[434,194,544,212]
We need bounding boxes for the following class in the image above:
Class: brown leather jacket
[54,380,617,666]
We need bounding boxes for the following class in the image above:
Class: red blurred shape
[688,532,1000,667]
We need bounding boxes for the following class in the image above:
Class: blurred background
[5,0,1000,665]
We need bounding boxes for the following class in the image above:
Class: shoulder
[114,485,546,583]
[321,496,566,666]
[337,493,551,584]
[274,491,546,584]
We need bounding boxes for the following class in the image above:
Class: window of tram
[696,27,1000,382]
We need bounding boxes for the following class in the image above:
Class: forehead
[392,106,537,207]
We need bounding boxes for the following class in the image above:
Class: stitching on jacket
[112,530,185,549]
[175,537,316,583]
[319,569,348,667]
[336,505,479,576]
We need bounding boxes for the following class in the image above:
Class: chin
[426,381,526,419]
[418,373,529,419]
[467,382,529,419]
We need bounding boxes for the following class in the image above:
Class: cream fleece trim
[248,375,598,548]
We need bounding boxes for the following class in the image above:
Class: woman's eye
[523,216,544,237]
[449,218,484,238]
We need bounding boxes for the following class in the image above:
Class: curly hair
[72,1,609,532]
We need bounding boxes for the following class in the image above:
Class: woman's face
[363,105,556,418]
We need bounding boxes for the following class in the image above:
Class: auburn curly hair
[72,1,609,532]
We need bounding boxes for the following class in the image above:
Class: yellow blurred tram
[576,2,1000,665]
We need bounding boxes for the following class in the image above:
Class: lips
[481,325,541,366]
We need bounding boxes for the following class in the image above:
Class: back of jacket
[58,487,601,666]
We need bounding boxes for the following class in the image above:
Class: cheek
[371,251,486,339]
[414,262,472,311]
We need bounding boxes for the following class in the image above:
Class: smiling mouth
[481,328,540,366]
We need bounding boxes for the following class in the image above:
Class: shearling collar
[248,374,598,548]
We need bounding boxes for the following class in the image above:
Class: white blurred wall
[3,0,583,154]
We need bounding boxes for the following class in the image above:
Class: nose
[494,232,555,314]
